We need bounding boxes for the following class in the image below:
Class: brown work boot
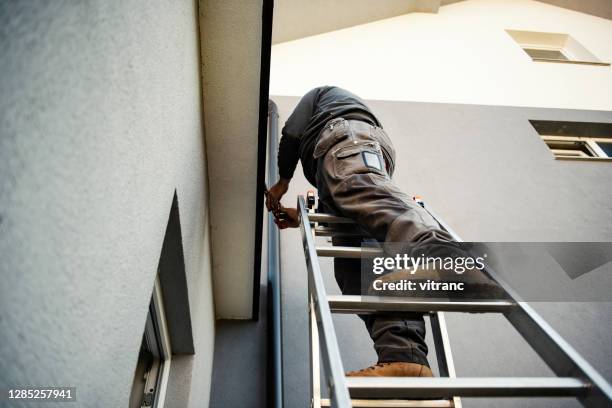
[346,362,433,377]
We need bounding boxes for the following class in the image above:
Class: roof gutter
[253,1,282,406]
[266,99,283,408]
[252,0,274,321]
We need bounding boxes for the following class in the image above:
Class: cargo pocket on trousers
[332,141,387,178]
[313,120,350,159]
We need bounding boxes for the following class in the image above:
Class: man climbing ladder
[265,86,459,377]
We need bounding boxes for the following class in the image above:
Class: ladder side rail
[420,203,612,407]
[310,297,322,408]
[430,312,462,408]
[505,303,612,407]
[299,197,352,408]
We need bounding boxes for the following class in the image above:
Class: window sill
[554,156,612,162]
[532,58,610,66]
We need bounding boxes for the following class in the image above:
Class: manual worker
[266,86,459,377]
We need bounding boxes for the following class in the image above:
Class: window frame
[541,135,612,162]
[132,276,173,408]
[150,276,172,408]
[506,29,610,67]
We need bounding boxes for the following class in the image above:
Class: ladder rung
[346,377,588,399]
[316,246,383,258]
[320,397,453,407]
[309,213,355,224]
[314,226,365,238]
[328,295,515,314]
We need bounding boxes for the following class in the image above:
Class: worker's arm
[266,177,290,211]
[267,87,320,211]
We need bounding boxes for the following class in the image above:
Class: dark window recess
[530,120,612,138]
[598,142,612,157]
[524,48,568,61]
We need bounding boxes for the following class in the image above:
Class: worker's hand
[266,178,290,212]
[274,207,300,229]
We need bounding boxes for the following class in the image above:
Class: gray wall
[0,2,215,407]
[273,95,612,407]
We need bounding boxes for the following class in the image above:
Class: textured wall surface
[0,1,215,407]
[199,0,263,319]
[274,96,612,407]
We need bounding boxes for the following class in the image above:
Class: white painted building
[1,1,268,407]
[268,1,612,408]
[271,0,612,111]
[1,1,611,407]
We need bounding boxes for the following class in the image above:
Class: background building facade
[1,1,611,407]
[269,1,612,407]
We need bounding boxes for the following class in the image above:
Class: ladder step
[309,213,355,224]
[328,295,515,314]
[316,245,383,258]
[314,226,365,238]
[320,397,453,407]
[346,377,588,399]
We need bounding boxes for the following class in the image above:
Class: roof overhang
[272,0,611,46]
[199,0,272,319]
[272,0,449,44]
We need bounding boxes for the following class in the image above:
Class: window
[523,48,568,61]
[598,142,612,157]
[530,120,612,162]
[541,136,612,160]
[130,276,172,408]
[506,30,609,66]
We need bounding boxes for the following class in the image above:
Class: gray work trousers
[313,118,456,366]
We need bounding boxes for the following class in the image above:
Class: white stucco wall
[0,2,215,407]
[271,0,612,110]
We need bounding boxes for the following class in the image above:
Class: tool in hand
[264,185,287,222]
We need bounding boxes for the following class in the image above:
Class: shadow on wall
[157,191,195,354]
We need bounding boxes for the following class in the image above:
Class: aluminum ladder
[297,194,612,408]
